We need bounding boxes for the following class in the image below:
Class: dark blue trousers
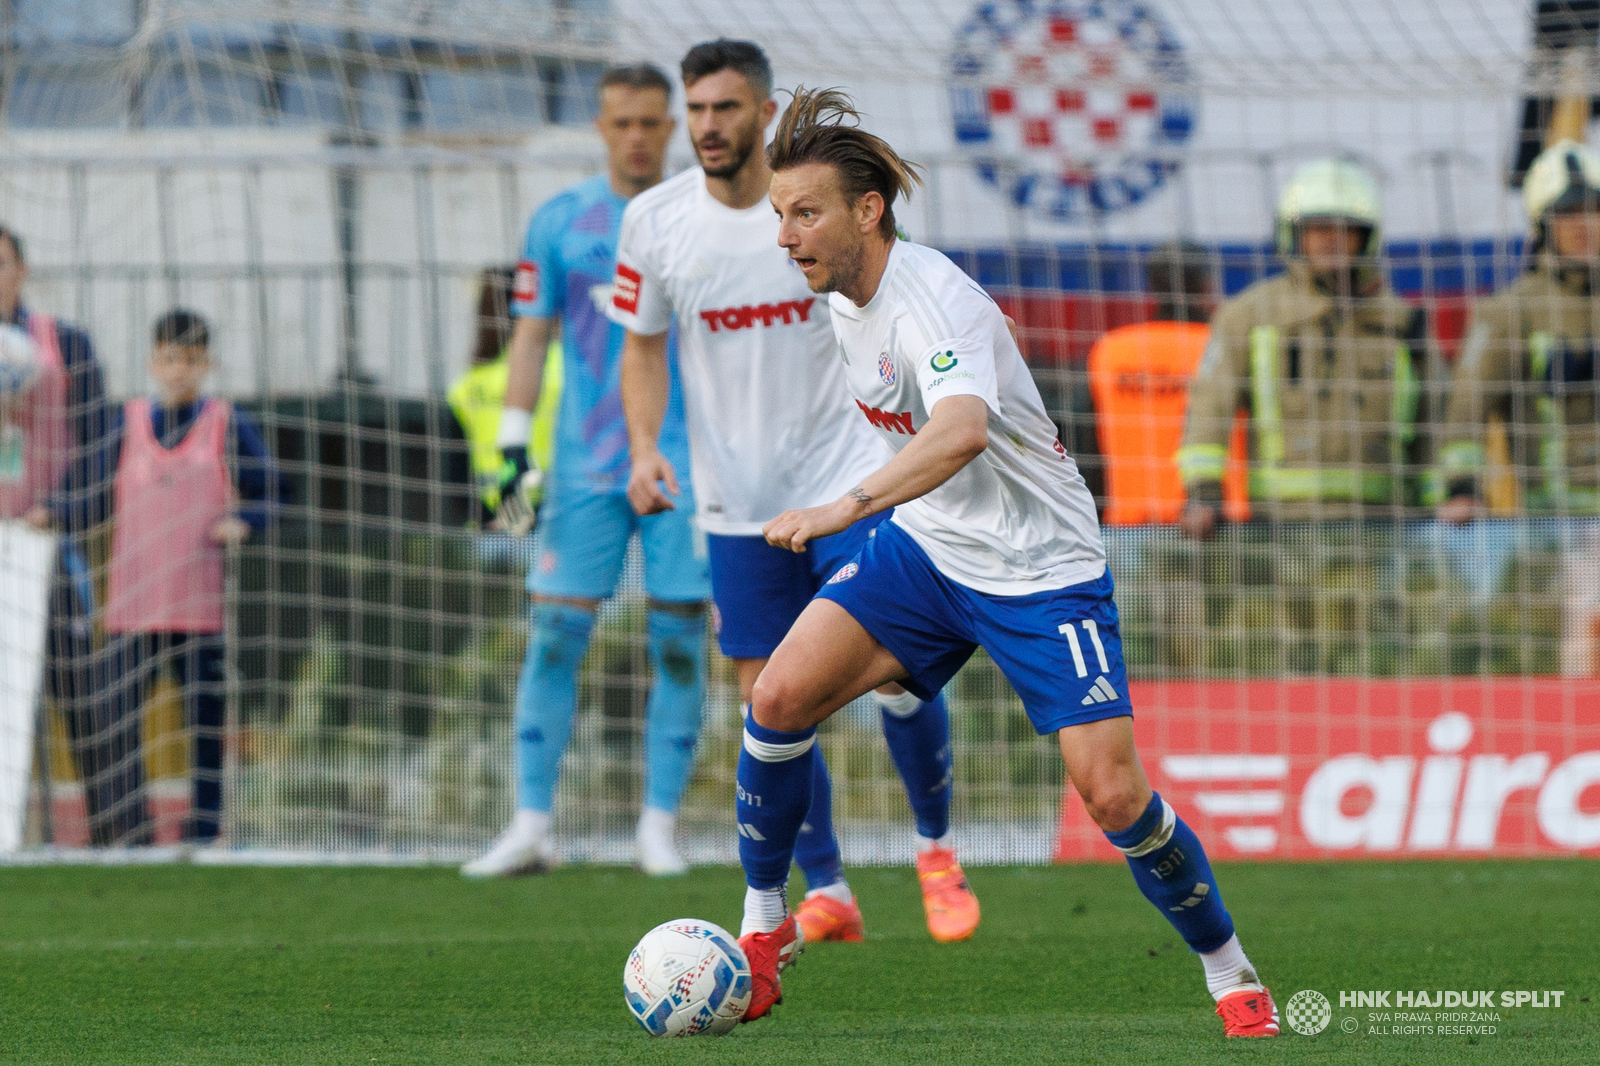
[53,547,152,847]
[98,632,228,843]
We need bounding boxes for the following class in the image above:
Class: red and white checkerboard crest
[877,351,897,386]
[950,0,1195,221]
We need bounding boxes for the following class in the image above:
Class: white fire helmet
[1275,158,1383,257]
[1522,138,1600,224]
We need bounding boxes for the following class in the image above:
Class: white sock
[803,880,854,904]
[876,689,922,717]
[742,884,790,936]
[916,833,952,854]
[637,806,675,839]
[1201,934,1262,1001]
[511,809,551,839]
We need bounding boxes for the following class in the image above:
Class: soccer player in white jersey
[613,40,979,945]
[730,89,1281,1037]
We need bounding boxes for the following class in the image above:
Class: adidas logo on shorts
[1080,675,1120,706]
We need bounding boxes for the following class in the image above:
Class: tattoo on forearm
[847,487,873,506]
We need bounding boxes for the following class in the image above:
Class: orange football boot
[794,892,865,943]
[737,914,803,1023]
[1216,987,1280,1037]
[916,847,980,942]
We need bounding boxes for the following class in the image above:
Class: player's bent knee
[749,671,825,734]
[1074,775,1153,834]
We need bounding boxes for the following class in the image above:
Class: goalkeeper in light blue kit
[735,89,1281,1038]
[464,63,710,878]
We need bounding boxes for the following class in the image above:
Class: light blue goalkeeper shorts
[527,486,709,603]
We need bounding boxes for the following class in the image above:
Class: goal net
[2,0,1597,866]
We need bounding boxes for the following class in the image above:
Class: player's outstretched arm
[620,328,680,515]
[763,394,989,552]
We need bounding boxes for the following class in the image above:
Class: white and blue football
[623,918,752,1036]
[0,324,39,398]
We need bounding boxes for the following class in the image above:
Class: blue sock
[1105,792,1235,954]
[513,603,595,811]
[641,608,708,813]
[793,749,845,891]
[737,718,818,890]
[879,690,952,841]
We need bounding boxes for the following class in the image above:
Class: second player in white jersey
[611,166,882,536]
[618,41,974,952]
[828,239,1105,595]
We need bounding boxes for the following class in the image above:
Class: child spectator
[96,309,280,844]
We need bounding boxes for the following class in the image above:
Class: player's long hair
[768,87,922,240]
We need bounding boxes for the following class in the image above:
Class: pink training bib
[0,311,72,519]
[104,398,235,633]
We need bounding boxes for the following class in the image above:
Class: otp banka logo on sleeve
[948,1,1196,221]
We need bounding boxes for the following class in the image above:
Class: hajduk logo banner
[948,0,1197,221]
[1055,679,1600,861]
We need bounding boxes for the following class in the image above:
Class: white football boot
[637,807,689,877]
[461,809,555,878]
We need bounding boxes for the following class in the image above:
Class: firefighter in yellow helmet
[1176,159,1429,537]
[1437,139,1600,522]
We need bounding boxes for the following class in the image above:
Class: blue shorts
[817,520,1131,735]
[528,486,710,603]
[706,510,893,659]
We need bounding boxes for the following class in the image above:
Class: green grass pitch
[2,859,1595,1064]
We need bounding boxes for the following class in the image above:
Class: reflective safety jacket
[1088,320,1250,525]
[1437,261,1600,513]
[446,341,563,512]
[1176,262,1428,519]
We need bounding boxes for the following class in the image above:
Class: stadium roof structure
[0,0,613,131]
[619,0,1570,99]
[0,1,1590,138]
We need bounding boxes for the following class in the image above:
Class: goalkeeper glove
[491,444,544,536]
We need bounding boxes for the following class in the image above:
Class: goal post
[1,0,1597,865]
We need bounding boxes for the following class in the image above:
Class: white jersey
[608,167,883,536]
[827,240,1106,595]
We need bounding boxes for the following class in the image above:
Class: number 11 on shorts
[1058,619,1109,679]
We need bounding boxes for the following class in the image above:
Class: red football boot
[916,847,981,943]
[737,914,804,1023]
[795,892,865,943]
[1216,986,1280,1037]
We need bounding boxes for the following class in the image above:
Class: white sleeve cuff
[496,407,532,448]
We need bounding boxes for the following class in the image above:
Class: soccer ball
[0,324,39,398]
[623,918,752,1036]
